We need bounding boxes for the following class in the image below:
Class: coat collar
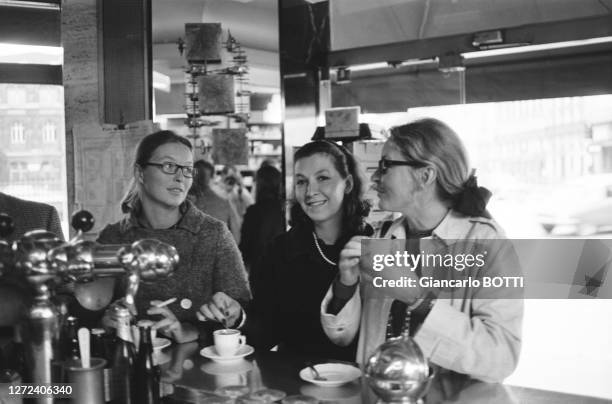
[118,199,202,234]
[383,210,473,245]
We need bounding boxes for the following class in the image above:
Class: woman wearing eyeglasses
[246,140,371,360]
[97,130,251,343]
[321,118,523,382]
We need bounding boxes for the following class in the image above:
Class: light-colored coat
[321,210,523,382]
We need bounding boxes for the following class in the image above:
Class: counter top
[157,342,610,404]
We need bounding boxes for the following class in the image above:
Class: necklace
[312,232,337,266]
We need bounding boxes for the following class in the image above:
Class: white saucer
[153,337,171,351]
[200,344,255,363]
[299,363,362,387]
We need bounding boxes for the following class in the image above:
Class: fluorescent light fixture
[463,36,612,59]
[346,58,436,72]
[0,0,60,10]
[0,42,62,65]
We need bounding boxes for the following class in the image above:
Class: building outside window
[42,123,56,143]
[10,122,25,144]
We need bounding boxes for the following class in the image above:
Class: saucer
[200,344,255,363]
[299,363,362,387]
[153,337,171,351]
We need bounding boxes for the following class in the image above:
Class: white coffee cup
[213,329,246,357]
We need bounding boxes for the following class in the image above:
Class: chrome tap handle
[13,230,64,287]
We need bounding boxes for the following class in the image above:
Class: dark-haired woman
[98,130,250,343]
[246,140,371,361]
[322,118,523,381]
[239,165,285,272]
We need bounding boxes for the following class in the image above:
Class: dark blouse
[246,224,358,361]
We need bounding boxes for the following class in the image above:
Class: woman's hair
[289,140,370,238]
[189,159,215,197]
[389,118,470,203]
[121,130,193,213]
[255,165,281,203]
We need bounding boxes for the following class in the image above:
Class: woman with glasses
[246,140,371,360]
[98,130,250,343]
[321,118,523,382]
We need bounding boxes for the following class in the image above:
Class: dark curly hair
[289,140,370,239]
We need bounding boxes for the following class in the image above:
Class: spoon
[306,363,327,381]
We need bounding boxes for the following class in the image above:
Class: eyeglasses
[144,162,194,178]
[377,158,427,174]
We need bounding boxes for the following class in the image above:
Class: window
[10,122,25,144]
[42,123,56,143]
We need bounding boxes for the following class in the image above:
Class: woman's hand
[338,236,366,286]
[197,292,243,329]
[147,301,197,343]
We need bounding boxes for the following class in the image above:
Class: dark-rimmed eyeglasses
[377,158,427,174]
[144,162,194,178]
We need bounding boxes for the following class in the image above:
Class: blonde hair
[389,118,470,202]
[121,130,193,213]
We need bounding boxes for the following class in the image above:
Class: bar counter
[157,342,610,404]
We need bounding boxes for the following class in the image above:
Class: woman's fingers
[153,317,175,331]
[199,303,225,323]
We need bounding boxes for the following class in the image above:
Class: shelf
[247,122,281,126]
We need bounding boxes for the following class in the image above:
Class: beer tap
[0,210,180,402]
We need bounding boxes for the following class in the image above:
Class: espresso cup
[213,329,246,357]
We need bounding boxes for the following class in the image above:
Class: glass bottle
[92,328,113,403]
[132,326,160,404]
[110,308,135,404]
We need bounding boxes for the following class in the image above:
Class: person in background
[189,159,241,243]
[246,140,371,361]
[220,165,254,218]
[0,192,64,242]
[97,130,250,343]
[322,118,523,382]
[0,193,65,329]
[239,165,284,273]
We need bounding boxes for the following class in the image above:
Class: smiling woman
[83,130,251,343]
[245,140,371,361]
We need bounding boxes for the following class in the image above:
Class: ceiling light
[463,36,612,59]
[0,0,60,10]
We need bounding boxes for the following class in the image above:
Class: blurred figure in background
[239,165,284,272]
[0,192,64,242]
[220,165,254,219]
[189,160,241,243]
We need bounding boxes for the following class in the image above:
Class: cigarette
[153,297,177,308]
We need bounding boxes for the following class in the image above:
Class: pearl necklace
[312,232,337,266]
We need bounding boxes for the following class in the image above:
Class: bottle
[4,325,27,380]
[110,306,135,404]
[60,316,80,362]
[92,328,113,403]
[132,326,160,404]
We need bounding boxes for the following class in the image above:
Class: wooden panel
[0,64,62,85]
[0,6,60,47]
[102,0,151,124]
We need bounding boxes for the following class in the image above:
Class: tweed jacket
[321,210,523,382]
[0,192,64,241]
